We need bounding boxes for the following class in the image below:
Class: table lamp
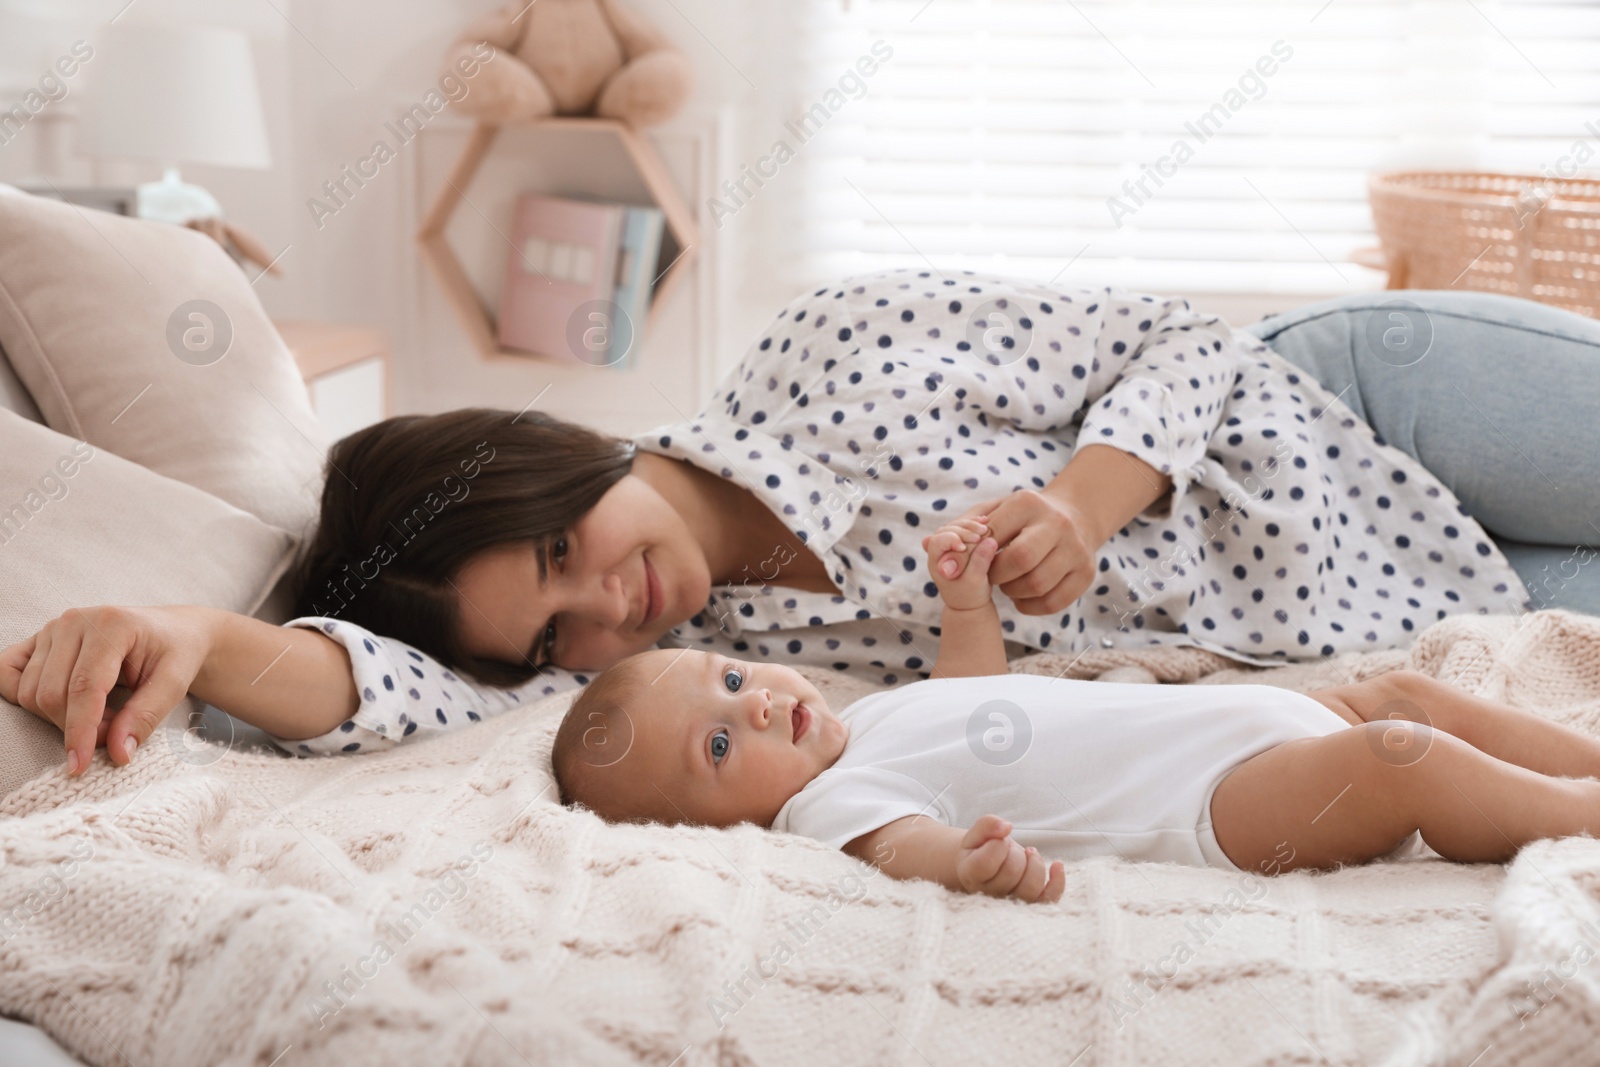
[80,23,270,224]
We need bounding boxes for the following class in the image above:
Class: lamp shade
[81,23,270,170]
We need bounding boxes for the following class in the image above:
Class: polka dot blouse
[270,268,1528,757]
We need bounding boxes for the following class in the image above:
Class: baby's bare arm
[844,814,1064,902]
[930,604,1009,680]
[924,518,1009,679]
[844,815,966,888]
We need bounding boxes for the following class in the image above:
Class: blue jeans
[1245,291,1600,616]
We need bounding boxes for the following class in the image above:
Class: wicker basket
[1367,170,1600,318]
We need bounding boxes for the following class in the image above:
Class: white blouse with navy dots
[272,269,1527,757]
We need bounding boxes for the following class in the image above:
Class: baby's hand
[922,517,999,611]
[956,815,1065,904]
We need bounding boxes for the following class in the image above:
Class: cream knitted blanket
[4,611,1600,1067]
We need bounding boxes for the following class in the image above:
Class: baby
[553,516,1600,904]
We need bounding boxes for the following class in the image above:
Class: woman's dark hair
[288,407,636,686]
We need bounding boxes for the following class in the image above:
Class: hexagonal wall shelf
[417,119,699,365]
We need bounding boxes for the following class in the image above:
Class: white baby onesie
[771,674,1350,870]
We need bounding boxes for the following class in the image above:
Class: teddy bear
[442,0,692,127]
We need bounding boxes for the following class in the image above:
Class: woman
[6,271,1598,774]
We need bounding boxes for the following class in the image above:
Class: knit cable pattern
[3,611,1598,1066]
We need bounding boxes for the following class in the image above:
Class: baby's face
[622,648,847,828]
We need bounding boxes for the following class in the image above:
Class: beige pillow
[0,191,328,538]
[0,410,295,798]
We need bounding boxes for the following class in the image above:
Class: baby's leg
[1308,670,1600,781]
[1209,722,1600,873]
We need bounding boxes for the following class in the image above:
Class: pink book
[497,193,624,360]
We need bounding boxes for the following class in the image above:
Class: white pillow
[0,190,328,539]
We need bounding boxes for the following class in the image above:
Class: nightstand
[273,320,391,440]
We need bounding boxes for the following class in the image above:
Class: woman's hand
[947,489,1101,615]
[0,605,212,775]
[923,516,1000,611]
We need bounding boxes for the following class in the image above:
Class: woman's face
[452,473,711,673]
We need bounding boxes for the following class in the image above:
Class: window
[766,0,1600,294]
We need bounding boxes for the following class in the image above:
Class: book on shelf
[496,192,666,369]
[610,205,666,371]
[497,193,620,362]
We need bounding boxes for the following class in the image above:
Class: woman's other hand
[949,489,1100,615]
[0,605,210,775]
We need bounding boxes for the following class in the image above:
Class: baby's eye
[722,667,743,692]
[710,728,730,765]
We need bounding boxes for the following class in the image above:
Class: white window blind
[769,0,1600,294]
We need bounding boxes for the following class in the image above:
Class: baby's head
[552,648,846,828]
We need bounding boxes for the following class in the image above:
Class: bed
[4,612,1600,1066]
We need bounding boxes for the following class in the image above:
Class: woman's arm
[2,603,565,770]
[950,288,1240,615]
[1070,298,1238,515]
[0,604,358,773]
[269,615,563,755]
[188,607,359,739]
[1042,443,1172,549]
[965,444,1174,615]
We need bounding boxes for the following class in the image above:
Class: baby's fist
[957,815,1065,904]
[923,517,998,611]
